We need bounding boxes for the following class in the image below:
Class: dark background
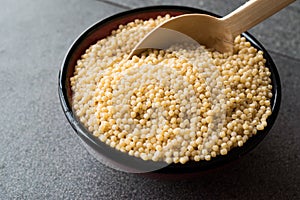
[0,0,299,199]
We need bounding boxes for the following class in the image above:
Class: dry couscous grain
[70,15,272,164]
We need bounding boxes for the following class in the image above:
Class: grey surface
[0,0,299,199]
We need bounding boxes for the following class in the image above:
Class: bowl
[58,6,281,175]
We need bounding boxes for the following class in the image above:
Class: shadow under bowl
[58,6,281,175]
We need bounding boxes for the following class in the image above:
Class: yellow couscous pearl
[70,15,273,164]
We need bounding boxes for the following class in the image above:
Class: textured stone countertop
[0,0,299,199]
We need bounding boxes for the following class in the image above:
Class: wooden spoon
[128,0,295,58]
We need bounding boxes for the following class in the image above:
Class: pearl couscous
[70,15,272,164]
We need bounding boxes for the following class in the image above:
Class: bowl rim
[58,5,281,174]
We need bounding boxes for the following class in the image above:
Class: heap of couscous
[70,15,272,164]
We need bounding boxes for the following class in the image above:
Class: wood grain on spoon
[128,0,295,58]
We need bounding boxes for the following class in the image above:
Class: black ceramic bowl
[58,6,281,175]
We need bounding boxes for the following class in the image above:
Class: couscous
[70,15,272,164]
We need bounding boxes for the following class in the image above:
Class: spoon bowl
[128,14,233,58]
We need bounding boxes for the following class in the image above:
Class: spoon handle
[222,0,295,37]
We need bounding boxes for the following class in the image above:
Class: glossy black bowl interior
[58,6,281,174]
